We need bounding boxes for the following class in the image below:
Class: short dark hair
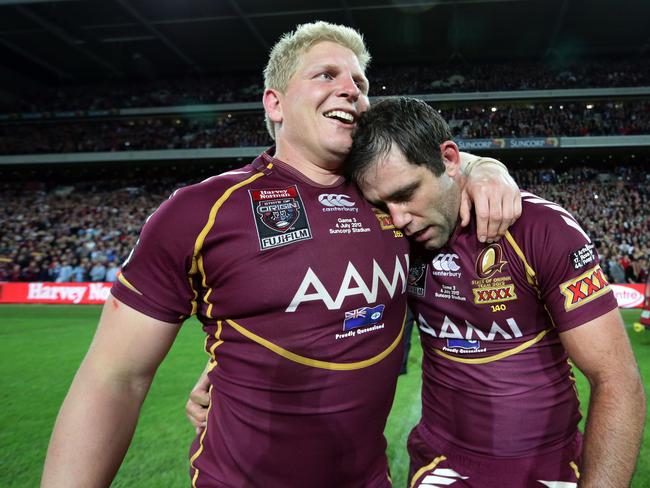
[344,97,452,183]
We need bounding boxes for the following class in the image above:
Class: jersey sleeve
[513,192,618,333]
[111,186,203,323]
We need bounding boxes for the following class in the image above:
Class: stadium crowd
[5,56,649,113]
[1,100,648,155]
[1,162,648,284]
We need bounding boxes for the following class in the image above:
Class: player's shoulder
[509,190,591,250]
[175,163,259,200]
[513,190,579,229]
[161,163,260,213]
[142,163,259,234]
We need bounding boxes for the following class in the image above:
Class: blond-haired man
[43,22,519,487]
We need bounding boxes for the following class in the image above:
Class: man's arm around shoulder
[560,308,646,487]
[41,295,182,488]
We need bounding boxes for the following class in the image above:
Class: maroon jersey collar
[256,147,347,189]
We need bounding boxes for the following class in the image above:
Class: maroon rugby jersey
[408,191,618,458]
[111,150,409,487]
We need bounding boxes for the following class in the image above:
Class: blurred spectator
[89,261,107,282]
[56,260,74,282]
[105,262,120,283]
[72,259,89,282]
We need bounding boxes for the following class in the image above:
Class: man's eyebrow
[309,63,339,73]
[385,182,419,201]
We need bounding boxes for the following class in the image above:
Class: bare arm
[560,308,646,487]
[459,152,521,243]
[185,360,211,433]
[42,295,182,488]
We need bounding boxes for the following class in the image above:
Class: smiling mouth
[323,110,355,124]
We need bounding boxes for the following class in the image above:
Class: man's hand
[460,155,521,243]
[186,363,211,434]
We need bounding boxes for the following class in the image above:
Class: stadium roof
[0,0,648,93]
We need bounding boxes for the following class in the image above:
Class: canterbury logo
[431,254,460,272]
[318,194,355,207]
[417,468,469,487]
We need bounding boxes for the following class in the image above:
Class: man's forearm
[42,363,152,487]
[580,375,645,487]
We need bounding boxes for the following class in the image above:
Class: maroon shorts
[407,423,582,488]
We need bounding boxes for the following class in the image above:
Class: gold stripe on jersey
[434,327,551,364]
[209,320,225,359]
[197,255,215,318]
[187,275,199,316]
[504,230,538,288]
[224,310,406,371]
[189,166,272,319]
[410,455,447,488]
[190,384,214,488]
[569,461,580,479]
[203,334,219,372]
[117,273,143,295]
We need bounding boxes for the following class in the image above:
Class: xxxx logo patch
[559,264,611,311]
[373,208,395,230]
[473,284,517,304]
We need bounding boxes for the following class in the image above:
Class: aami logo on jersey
[407,263,427,297]
[249,186,312,251]
[318,194,359,213]
[447,339,480,350]
[559,264,611,311]
[431,253,461,278]
[418,314,524,356]
[475,244,507,279]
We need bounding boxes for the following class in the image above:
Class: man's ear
[440,140,461,177]
[263,88,283,125]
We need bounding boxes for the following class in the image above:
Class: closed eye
[387,183,419,203]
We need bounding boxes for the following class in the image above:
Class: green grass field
[0,305,647,487]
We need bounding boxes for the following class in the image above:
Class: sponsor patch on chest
[471,244,517,307]
[249,186,312,250]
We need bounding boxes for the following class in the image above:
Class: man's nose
[387,204,410,230]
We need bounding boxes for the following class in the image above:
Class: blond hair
[263,21,371,139]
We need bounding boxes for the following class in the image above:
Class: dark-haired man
[345,97,645,488]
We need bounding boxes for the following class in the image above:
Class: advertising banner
[0,282,112,305]
[0,282,644,308]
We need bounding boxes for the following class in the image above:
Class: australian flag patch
[447,339,480,350]
[343,304,385,331]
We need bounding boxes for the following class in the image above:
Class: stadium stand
[1,160,648,284]
[3,57,649,113]
[1,100,648,155]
